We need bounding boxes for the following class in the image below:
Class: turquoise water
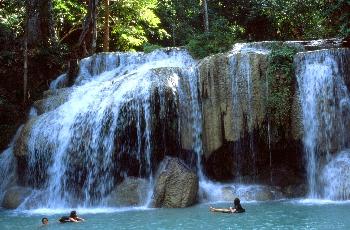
[1,200,350,229]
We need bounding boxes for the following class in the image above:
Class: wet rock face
[221,185,283,201]
[198,43,305,185]
[1,186,32,209]
[33,88,72,115]
[152,157,198,208]
[198,48,270,158]
[106,177,149,206]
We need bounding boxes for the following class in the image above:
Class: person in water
[209,197,245,213]
[41,217,49,225]
[59,210,85,223]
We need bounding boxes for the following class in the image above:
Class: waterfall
[187,65,205,180]
[0,147,17,203]
[10,48,199,208]
[296,48,350,199]
[0,126,22,204]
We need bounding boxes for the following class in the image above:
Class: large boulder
[106,177,149,207]
[152,157,198,208]
[2,186,32,209]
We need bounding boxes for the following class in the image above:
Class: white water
[322,150,350,200]
[0,147,17,202]
[49,73,67,89]
[296,48,350,199]
[0,126,22,203]
[10,48,200,209]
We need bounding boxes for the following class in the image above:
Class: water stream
[296,48,350,199]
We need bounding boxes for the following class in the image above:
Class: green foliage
[107,0,168,51]
[257,0,330,39]
[266,44,298,128]
[52,0,87,38]
[325,0,350,37]
[0,0,25,36]
[143,43,163,53]
[156,0,202,46]
[186,17,244,59]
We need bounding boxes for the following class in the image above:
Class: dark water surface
[1,200,350,229]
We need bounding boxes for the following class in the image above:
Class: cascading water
[0,147,17,202]
[296,48,350,199]
[228,44,270,181]
[0,126,22,203]
[4,48,199,209]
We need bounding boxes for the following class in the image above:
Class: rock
[106,177,149,207]
[152,157,198,208]
[2,186,32,209]
[282,184,307,198]
[221,185,283,201]
[33,95,68,115]
[198,45,270,157]
[13,118,37,157]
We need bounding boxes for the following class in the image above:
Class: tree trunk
[91,0,98,54]
[77,0,99,56]
[23,24,28,106]
[26,0,54,47]
[103,0,109,52]
[202,0,209,33]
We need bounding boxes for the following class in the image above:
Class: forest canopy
[0,0,348,56]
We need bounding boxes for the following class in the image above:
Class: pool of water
[1,200,350,229]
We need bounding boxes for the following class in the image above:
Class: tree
[108,0,168,51]
[23,0,55,104]
[156,0,201,46]
[103,0,109,52]
[202,0,209,33]
[77,0,99,56]
[26,0,55,47]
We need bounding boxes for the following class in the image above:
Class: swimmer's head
[42,217,48,225]
[70,210,77,218]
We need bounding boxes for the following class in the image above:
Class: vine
[266,44,299,129]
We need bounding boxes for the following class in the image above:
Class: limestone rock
[106,177,149,207]
[198,46,269,157]
[1,186,32,209]
[282,184,307,198]
[221,185,283,201]
[33,94,69,115]
[13,118,37,157]
[152,157,198,208]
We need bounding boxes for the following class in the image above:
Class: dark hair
[42,217,48,224]
[70,210,77,218]
[234,198,240,206]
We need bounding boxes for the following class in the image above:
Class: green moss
[266,44,298,129]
